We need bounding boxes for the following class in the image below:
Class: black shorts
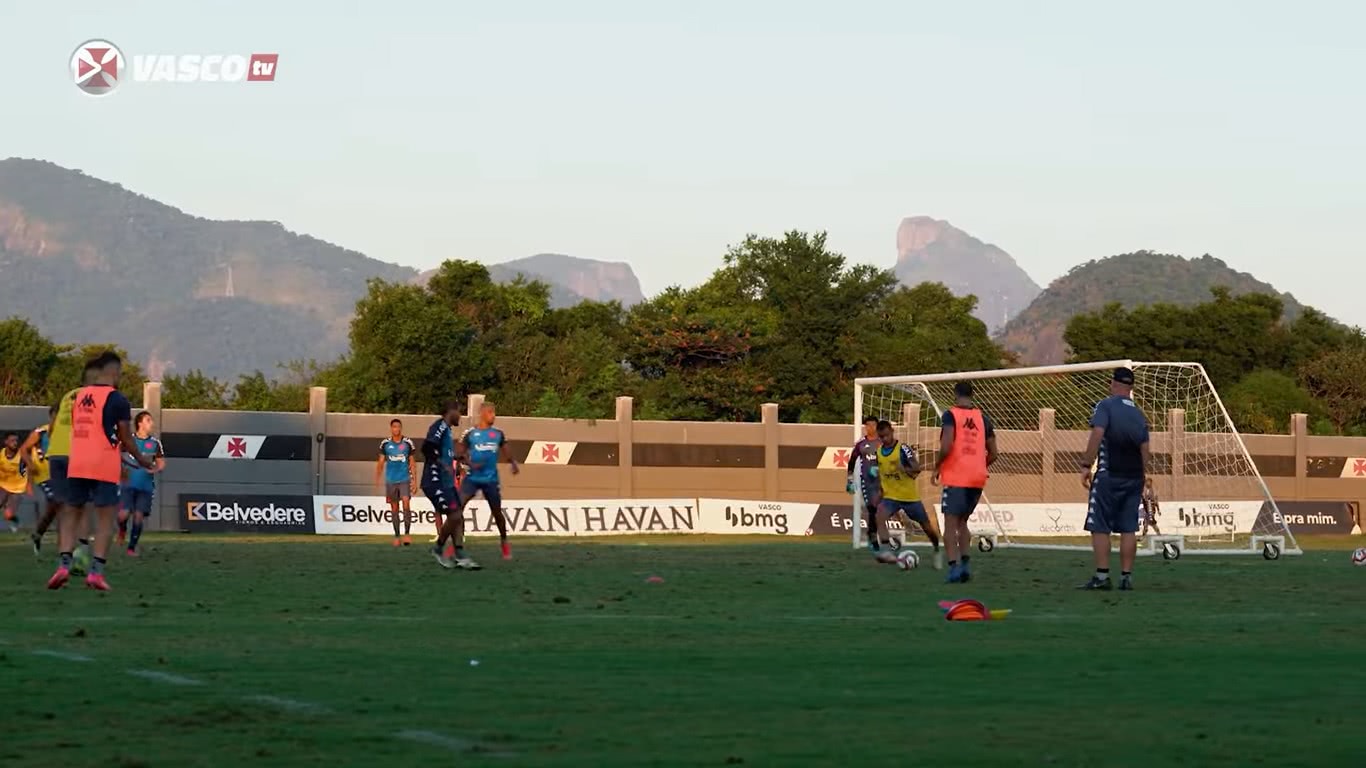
[421,481,457,515]
[1086,474,1143,534]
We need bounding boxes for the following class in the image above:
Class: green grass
[2,534,1365,767]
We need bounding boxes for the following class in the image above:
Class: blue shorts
[1085,474,1143,534]
[66,477,121,508]
[878,499,929,526]
[47,457,69,504]
[122,487,154,516]
[421,481,457,515]
[941,486,983,517]
[459,478,502,509]
[36,481,56,503]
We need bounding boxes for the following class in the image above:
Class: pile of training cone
[938,599,1012,621]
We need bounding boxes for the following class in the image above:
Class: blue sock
[91,557,106,575]
[129,522,143,551]
[60,551,72,569]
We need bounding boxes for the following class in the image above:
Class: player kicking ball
[455,402,520,561]
[867,420,944,569]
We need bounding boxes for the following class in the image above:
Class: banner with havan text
[312,495,699,536]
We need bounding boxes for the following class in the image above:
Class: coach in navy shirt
[1078,367,1150,592]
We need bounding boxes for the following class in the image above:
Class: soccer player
[846,416,882,551]
[48,352,154,591]
[1078,367,1150,592]
[933,381,997,584]
[455,401,520,561]
[425,401,478,569]
[869,420,944,569]
[376,418,416,547]
[21,413,57,551]
[116,411,164,557]
[1139,478,1162,537]
[0,432,27,532]
[44,362,102,565]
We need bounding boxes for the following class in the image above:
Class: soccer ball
[896,549,919,571]
[71,546,92,576]
[1351,548,1366,567]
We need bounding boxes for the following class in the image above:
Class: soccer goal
[852,360,1300,559]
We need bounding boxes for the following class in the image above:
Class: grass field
[2,533,1365,767]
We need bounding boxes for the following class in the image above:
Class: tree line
[2,232,1364,434]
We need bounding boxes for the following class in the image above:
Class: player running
[0,432,27,531]
[1078,367,1151,592]
[376,418,416,547]
[44,362,102,566]
[846,416,882,552]
[48,352,154,591]
[21,413,57,551]
[869,420,944,569]
[116,411,164,557]
[455,401,520,561]
[933,381,997,584]
[425,402,477,569]
[1139,478,1162,537]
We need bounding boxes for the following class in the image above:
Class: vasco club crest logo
[71,39,124,96]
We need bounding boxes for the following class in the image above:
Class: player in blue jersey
[455,401,521,560]
[425,401,478,569]
[376,418,416,547]
[117,411,164,557]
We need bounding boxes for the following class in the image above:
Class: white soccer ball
[896,549,919,571]
[1351,548,1366,567]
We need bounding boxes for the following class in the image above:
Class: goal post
[851,360,1300,558]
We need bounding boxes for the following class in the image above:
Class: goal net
[852,360,1299,558]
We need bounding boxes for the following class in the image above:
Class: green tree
[0,317,61,405]
[328,278,493,413]
[163,370,230,409]
[1064,288,1289,390]
[1224,370,1318,434]
[45,343,147,406]
[231,366,313,412]
[1299,347,1366,435]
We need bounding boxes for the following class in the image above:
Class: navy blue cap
[1113,367,1135,386]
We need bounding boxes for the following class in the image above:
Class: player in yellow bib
[870,420,944,569]
[36,362,101,559]
[0,432,28,531]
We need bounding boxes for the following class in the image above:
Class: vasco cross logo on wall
[71,40,124,96]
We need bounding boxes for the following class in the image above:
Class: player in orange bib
[47,352,153,592]
[933,381,998,584]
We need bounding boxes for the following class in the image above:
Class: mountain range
[0,159,643,379]
[0,158,1326,378]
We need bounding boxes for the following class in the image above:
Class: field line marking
[31,649,94,662]
[26,616,121,623]
[127,669,203,686]
[395,729,515,758]
[294,615,423,623]
[243,694,330,715]
[548,614,683,621]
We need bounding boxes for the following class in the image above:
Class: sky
[7,0,1365,325]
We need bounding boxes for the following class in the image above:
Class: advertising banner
[312,496,699,536]
[694,499,817,536]
[1257,501,1359,535]
[179,494,314,533]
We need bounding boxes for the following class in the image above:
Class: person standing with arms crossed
[933,382,997,584]
[48,352,153,591]
[1078,367,1150,591]
[376,419,417,547]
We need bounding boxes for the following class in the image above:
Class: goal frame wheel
[1262,541,1281,561]
[1162,542,1181,561]
[977,536,995,553]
